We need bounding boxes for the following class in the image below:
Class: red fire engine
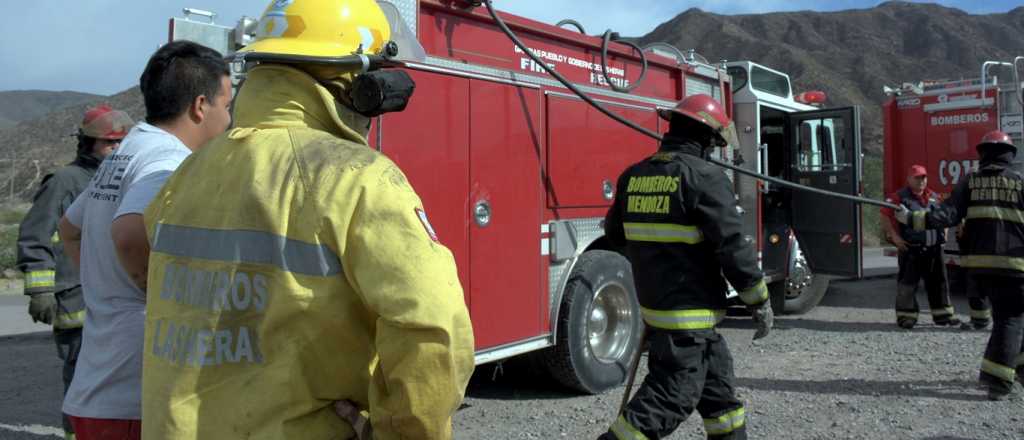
[882,59,1023,280]
[171,0,864,393]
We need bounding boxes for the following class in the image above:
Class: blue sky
[0,0,1018,95]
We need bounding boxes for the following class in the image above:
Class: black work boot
[988,387,1016,401]
[961,320,991,331]
[897,317,917,329]
[935,317,962,327]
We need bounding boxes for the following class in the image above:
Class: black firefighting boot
[895,284,918,329]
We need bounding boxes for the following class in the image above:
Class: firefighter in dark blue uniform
[602,94,773,440]
[896,130,1024,400]
[16,104,132,438]
[880,165,961,329]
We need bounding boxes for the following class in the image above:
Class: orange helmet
[658,94,738,147]
[976,130,1016,155]
[80,105,133,140]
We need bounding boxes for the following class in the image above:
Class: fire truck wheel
[783,254,830,314]
[542,250,642,394]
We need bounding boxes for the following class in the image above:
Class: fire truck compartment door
[785,106,863,278]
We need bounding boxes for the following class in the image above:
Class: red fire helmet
[80,105,133,140]
[658,94,739,147]
[976,130,1016,154]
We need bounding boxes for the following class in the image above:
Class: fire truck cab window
[796,118,845,172]
[727,66,748,93]
[750,66,790,99]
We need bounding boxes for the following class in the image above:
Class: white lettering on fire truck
[514,44,630,88]
[938,159,980,186]
[930,113,989,127]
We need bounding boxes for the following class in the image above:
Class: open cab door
[785,107,863,278]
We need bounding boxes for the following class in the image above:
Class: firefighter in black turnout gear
[880,164,960,329]
[16,104,132,437]
[896,130,1024,401]
[602,94,772,440]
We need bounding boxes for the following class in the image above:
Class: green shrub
[0,224,19,273]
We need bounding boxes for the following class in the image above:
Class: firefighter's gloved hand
[894,205,911,225]
[27,292,56,325]
[749,302,773,340]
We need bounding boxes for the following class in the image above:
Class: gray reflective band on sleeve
[152,223,343,277]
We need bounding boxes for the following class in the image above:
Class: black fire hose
[478,0,898,211]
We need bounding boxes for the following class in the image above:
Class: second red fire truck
[883,59,1023,290]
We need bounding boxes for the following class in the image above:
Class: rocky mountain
[640,1,1024,153]
[0,88,144,200]
[0,90,102,129]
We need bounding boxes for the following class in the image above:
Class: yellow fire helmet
[239,0,393,64]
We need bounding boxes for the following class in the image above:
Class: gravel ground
[454,277,1024,440]
[2,277,1020,440]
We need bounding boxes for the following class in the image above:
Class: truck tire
[782,252,830,314]
[541,250,643,394]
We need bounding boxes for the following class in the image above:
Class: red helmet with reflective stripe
[657,94,739,147]
[80,105,133,140]
[976,130,1016,155]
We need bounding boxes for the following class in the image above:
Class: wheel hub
[587,281,635,363]
[787,255,814,300]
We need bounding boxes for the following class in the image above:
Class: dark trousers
[54,327,82,437]
[896,246,955,324]
[973,275,1024,393]
[949,265,991,326]
[605,330,746,440]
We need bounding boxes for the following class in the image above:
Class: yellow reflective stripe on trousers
[151,223,342,277]
[623,222,704,244]
[25,270,55,288]
[912,210,927,231]
[610,415,648,440]
[641,308,725,330]
[982,358,1016,382]
[54,310,86,329]
[970,308,992,320]
[961,255,1024,272]
[967,206,1024,224]
[739,280,768,304]
[703,406,746,436]
[930,306,954,318]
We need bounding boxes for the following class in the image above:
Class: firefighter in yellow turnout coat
[141,1,474,438]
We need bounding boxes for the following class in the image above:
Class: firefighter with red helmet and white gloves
[879,164,962,329]
[895,130,1024,400]
[16,104,133,439]
[602,94,772,440]
[140,0,474,438]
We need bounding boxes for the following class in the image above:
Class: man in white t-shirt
[56,40,232,440]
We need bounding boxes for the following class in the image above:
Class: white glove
[894,205,910,225]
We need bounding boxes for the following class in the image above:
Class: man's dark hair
[139,40,230,125]
[76,134,96,155]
